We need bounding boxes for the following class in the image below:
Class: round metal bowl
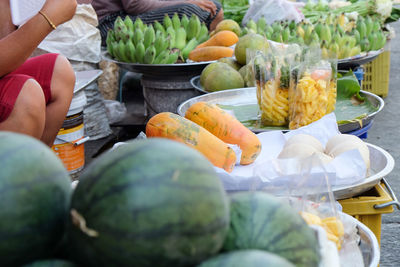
[177,87,384,134]
[190,75,207,94]
[102,52,214,77]
[338,49,383,70]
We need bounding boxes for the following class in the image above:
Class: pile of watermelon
[0,132,321,267]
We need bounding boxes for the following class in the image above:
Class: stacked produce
[146,102,262,172]
[242,14,387,59]
[106,13,209,64]
[1,130,331,266]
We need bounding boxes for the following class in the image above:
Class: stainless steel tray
[102,52,214,77]
[74,69,103,94]
[333,143,394,199]
[338,49,383,70]
[190,75,207,94]
[177,87,384,134]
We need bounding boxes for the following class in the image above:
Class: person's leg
[41,55,75,146]
[11,53,75,146]
[0,76,46,139]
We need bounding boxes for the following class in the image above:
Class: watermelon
[22,259,77,267]
[197,249,295,267]
[67,138,230,267]
[0,132,72,266]
[223,192,320,267]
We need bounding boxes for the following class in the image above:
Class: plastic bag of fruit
[288,48,334,130]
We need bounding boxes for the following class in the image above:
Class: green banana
[352,29,361,45]
[365,16,373,36]
[154,50,170,64]
[314,21,323,38]
[106,30,115,57]
[246,19,257,32]
[360,37,370,52]
[356,18,367,40]
[320,24,331,44]
[376,31,386,50]
[328,41,339,56]
[289,20,296,31]
[114,23,128,42]
[111,41,121,61]
[135,41,146,63]
[282,27,290,43]
[133,27,144,47]
[256,16,267,34]
[181,14,190,32]
[368,32,378,50]
[144,45,156,64]
[117,40,130,62]
[272,21,282,33]
[265,25,274,37]
[153,20,166,35]
[125,39,136,63]
[373,19,381,33]
[163,14,173,29]
[271,32,282,43]
[339,41,350,59]
[166,51,179,64]
[133,17,145,31]
[172,12,181,30]
[349,46,361,57]
[143,25,155,49]
[181,38,199,60]
[197,22,208,42]
[166,26,176,49]
[124,16,134,32]
[187,15,201,40]
[154,32,166,55]
[175,27,187,50]
[113,16,125,32]
[121,30,132,43]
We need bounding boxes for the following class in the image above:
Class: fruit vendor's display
[185,102,262,165]
[242,14,387,59]
[146,112,237,173]
[106,14,209,64]
[223,192,321,267]
[197,249,295,267]
[67,138,230,266]
[0,132,72,266]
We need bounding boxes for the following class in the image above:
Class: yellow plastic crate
[362,51,391,98]
[338,179,398,245]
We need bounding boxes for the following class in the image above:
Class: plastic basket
[361,51,391,98]
[338,178,399,245]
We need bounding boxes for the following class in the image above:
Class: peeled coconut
[313,152,334,165]
[278,143,318,159]
[284,134,324,152]
[325,134,365,154]
[326,140,370,169]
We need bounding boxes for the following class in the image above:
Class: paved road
[367,20,400,266]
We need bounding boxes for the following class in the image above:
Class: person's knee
[14,79,46,133]
[52,55,75,100]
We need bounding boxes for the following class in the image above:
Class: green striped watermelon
[197,249,295,267]
[0,132,72,266]
[67,138,230,267]
[22,259,77,267]
[223,192,320,267]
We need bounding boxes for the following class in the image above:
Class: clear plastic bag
[289,48,333,130]
[242,0,305,26]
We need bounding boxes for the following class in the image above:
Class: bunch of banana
[106,14,209,64]
[241,14,387,59]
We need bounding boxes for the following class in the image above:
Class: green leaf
[337,70,364,101]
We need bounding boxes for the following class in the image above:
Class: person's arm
[0,0,77,77]
[122,0,216,16]
[0,1,16,39]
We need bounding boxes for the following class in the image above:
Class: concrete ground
[83,20,400,267]
[368,20,400,267]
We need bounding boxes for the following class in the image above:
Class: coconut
[278,143,319,159]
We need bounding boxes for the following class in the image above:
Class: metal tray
[74,69,103,94]
[347,212,380,267]
[177,87,384,134]
[102,52,214,77]
[338,49,383,70]
[190,75,207,94]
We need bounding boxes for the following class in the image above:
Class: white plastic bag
[38,4,101,63]
[242,0,305,26]
[103,100,127,124]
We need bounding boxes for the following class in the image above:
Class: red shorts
[0,53,59,122]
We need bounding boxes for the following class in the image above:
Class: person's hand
[40,0,77,26]
[187,0,217,16]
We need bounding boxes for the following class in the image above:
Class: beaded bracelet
[38,11,56,30]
